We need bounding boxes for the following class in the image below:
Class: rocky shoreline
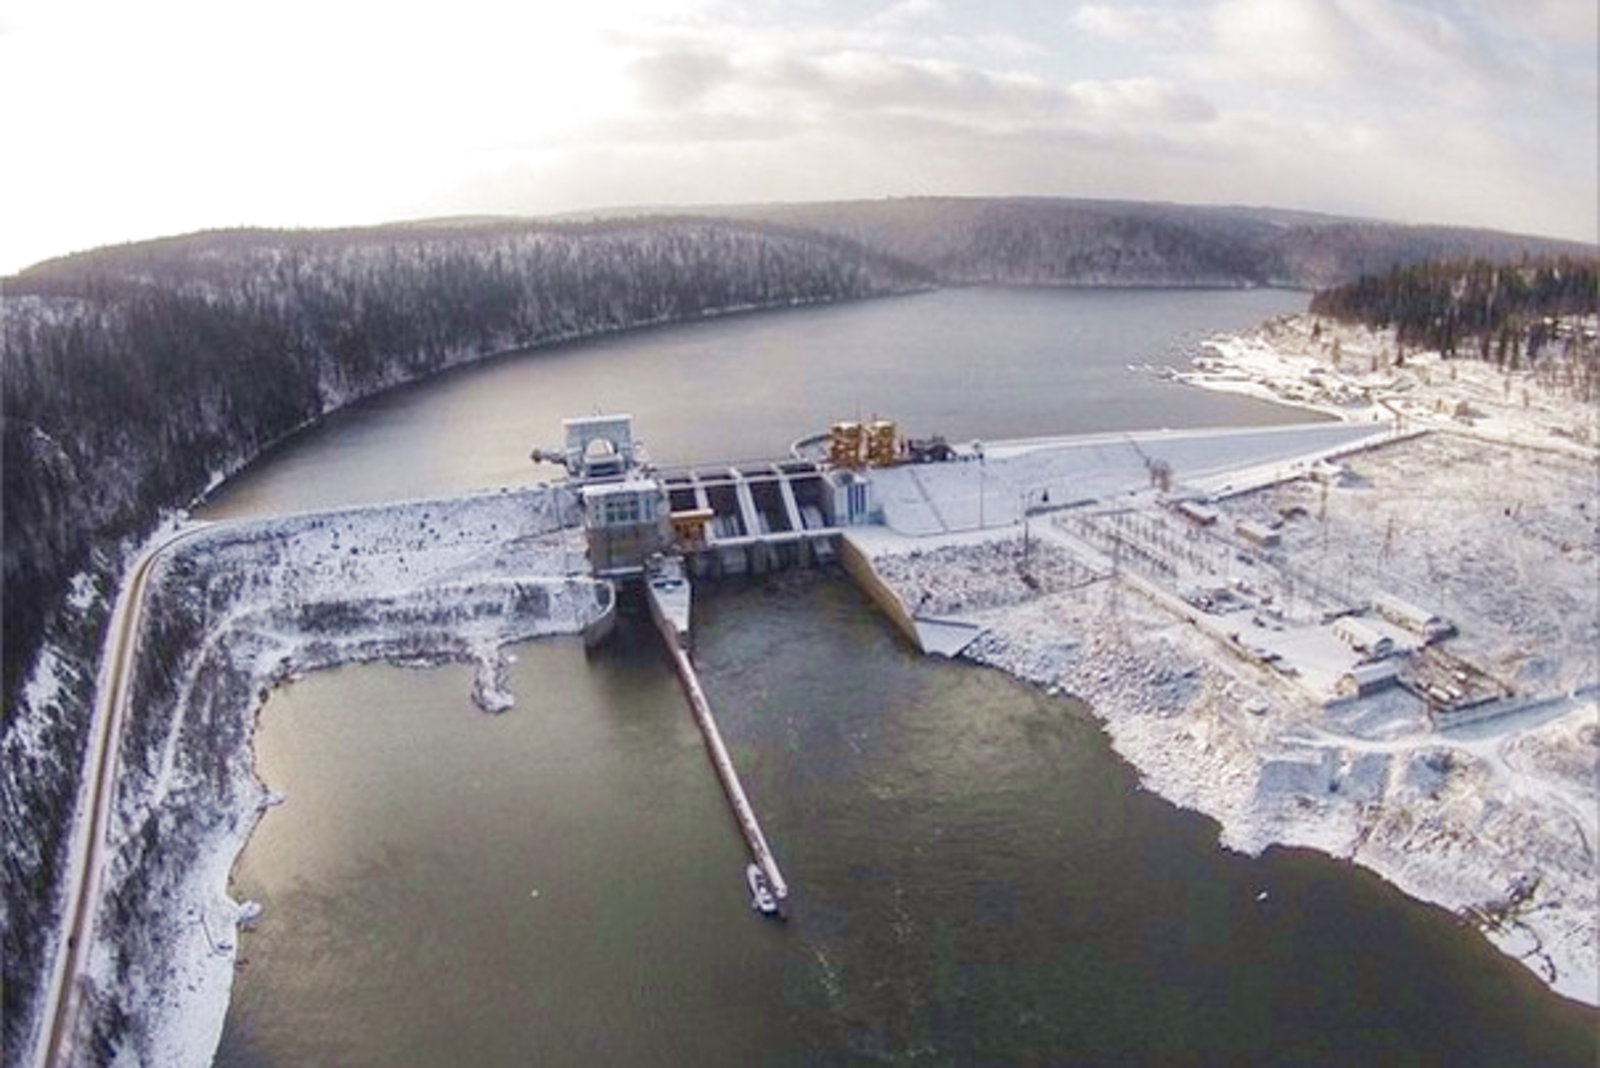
[853,314,1598,1005]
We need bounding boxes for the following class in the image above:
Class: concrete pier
[645,575,789,907]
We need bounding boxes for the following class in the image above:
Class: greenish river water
[208,289,1596,1066]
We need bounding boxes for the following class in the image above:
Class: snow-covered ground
[61,313,1597,1066]
[73,486,612,1068]
[850,314,1599,1006]
[1179,312,1598,457]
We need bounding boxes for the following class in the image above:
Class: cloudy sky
[2,0,1595,273]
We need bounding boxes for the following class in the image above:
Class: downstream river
[205,289,1596,1065]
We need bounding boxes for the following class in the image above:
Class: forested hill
[0,203,1587,1052]
[680,197,1592,289]
[0,218,927,1045]
[1,217,924,706]
[1309,256,1600,364]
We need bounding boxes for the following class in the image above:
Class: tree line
[1,217,925,715]
[712,197,1596,289]
[0,218,928,1050]
[1308,256,1599,370]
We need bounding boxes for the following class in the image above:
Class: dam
[532,413,866,915]
[531,413,998,915]
[533,412,1408,919]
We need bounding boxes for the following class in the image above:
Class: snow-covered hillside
[0,218,930,1064]
[851,318,1599,1005]
[52,486,610,1067]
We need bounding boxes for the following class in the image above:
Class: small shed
[1310,460,1345,483]
[1177,501,1220,527]
[1337,660,1401,698]
[1333,615,1395,658]
[1236,518,1281,549]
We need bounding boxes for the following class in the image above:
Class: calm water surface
[208,290,1596,1065]
[203,288,1316,517]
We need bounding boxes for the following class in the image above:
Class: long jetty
[645,578,789,906]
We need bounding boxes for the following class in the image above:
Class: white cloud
[1070,4,1196,46]
[1,0,1594,271]
[1063,77,1217,125]
[1201,0,1361,84]
[866,0,945,32]
[629,48,737,108]
[1451,0,1598,46]
[621,43,1218,137]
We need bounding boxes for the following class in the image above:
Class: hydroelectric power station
[531,412,1420,922]
[531,413,930,918]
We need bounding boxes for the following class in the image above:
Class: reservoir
[202,287,1322,516]
[206,289,1596,1065]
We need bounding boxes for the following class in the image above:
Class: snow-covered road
[31,523,211,1068]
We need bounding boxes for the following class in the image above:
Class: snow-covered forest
[1309,257,1600,397]
[1,200,1590,1062]
[0,216,927,1059]
[711,197,1595,289]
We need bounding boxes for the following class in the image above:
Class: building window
[603,496,641,526]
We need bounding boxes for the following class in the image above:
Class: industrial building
[1336,660,1402,698]
[1370,592,1453,643]
[1333,615,1396,659]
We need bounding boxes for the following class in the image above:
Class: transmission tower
[1106,527,1126,631]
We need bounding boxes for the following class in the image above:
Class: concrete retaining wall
[582,581,618,647]
[837,535,922,652]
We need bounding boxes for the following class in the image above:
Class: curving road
[33,524,209,1068]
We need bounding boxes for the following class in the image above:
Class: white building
[582,479,670,576]
[1333,615,1395,658]
[1235,518,1281,549]
[1337,660,1401,698]
[562,413,638,481]
[1370,591,1452,642]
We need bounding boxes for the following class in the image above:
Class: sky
[2,0,1595,274]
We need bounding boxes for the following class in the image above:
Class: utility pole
[1021,489,1037,575]
[975,441,986,530]
[1108,528,1124,624]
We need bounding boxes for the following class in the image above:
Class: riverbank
[849,314,1598,1005]
[61,487,611,1067]
[1178,312,1597,457]
[867,514,1597,1004]
[50,309,1598,1064]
